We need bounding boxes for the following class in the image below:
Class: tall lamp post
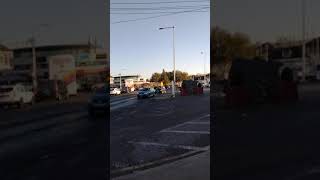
[302,0,307,82]
[159,26,176,97]
[201,51,207,75]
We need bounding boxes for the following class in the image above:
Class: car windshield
[141,88,149,91]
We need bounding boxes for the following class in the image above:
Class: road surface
[214,82,320,180]
[0,89,210,180]
[110,89,210,178]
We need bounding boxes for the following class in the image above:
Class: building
[0,45,13,71]
[256,38,320,79]
[11,43,108,95]
[112,75,148,89]
[110,76,114,85]
[191,73,210,86]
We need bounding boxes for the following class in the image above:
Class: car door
[25,87,33,103]
[20,86,28,103]
[15,85,23,102]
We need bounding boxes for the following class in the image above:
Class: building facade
[112,75,148,89]
[0,45,13,71]
[12,43,108,95]
[256,38,320,79]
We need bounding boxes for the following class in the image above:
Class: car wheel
[30,97,35,106]
[18,98,24,108]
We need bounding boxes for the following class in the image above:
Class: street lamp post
[201,51,207,75]
[30,35,37,94]
[159,26,176,97]
[302,0,307,82]
[119,73,122,90]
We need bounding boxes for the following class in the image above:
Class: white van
[0,83,35,108]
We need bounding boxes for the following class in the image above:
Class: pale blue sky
[110,0,210,79]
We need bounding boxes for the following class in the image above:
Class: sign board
[49,55,77,95]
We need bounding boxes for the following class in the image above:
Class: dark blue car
[137,88,155,99]
[88,86,108,118]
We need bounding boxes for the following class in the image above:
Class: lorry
[48,55,77,99]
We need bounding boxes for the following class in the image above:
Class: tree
[150,72,161,82]
[211,27,256,80]
[212,26,255,64]
[160,69,170,86]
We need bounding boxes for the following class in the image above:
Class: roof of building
[0,44,10,51]
[13,44,91,52]
[113,75,141,78]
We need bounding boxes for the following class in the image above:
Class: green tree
[150,72,161,82]
[160,69,170,86]
[212,27,256,80]
[212,26,255,64]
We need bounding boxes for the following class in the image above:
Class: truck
[48,55,77,98]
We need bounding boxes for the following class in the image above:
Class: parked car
[88,86,108,118]
[137,88,156,99]
[121,89,128,94]
[110,88,121,95]
[0,83,35,108]
[91,83,106,91]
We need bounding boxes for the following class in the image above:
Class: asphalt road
[214,82,320,180]
[0,89,210,180]
[110,89,210,175]
[0,93,108,180]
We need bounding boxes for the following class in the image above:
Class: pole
[302,0,306,81]
[31,35,37,94]
[119,73,122,90]
[172,26,176,97]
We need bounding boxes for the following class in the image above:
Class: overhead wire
[111,7,209,24]
[111,0,209,24]
[111,0,209,5]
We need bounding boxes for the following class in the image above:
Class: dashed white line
[185,122,210,125]
[128,141,209,151]
[160,130,210,134]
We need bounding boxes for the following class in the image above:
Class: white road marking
[160,130,210,134]
[185,122,210,125]
[128,141,209,151]
[159,114,210,132]
[110,97,136,106]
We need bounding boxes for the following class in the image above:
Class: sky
[110,0,210,79]
[0,0,107,48]
[212,0,320,43]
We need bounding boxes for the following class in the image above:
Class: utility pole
[302,0,307,81]
[29,24,49,95]
[29,35,37,94]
